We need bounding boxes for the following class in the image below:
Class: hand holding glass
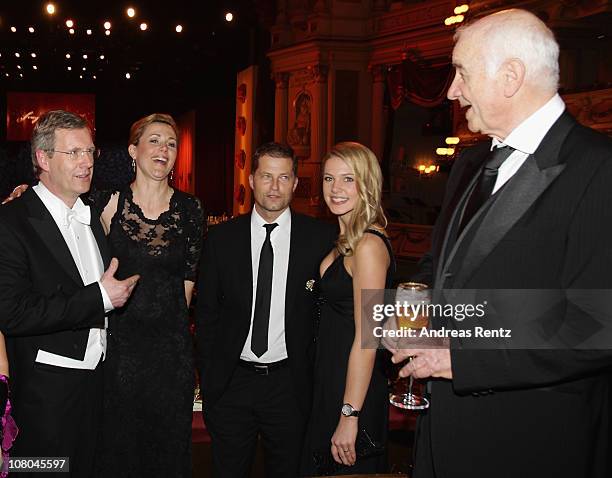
[386,282,430,410]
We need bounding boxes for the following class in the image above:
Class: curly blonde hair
[324,142,387,256]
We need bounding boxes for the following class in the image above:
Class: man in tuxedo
[0,110,138,476]
[393,9,612,478]
[196,142,336,477]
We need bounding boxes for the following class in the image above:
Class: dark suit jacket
[195,210,336,415]
[0,188,109,399]
[415,112,612,478]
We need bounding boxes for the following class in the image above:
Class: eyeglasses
[46,148,101,161]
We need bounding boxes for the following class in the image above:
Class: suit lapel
[89,207,111,269]
[444,112,576,289]
[434,146,490,289]
[285,210,303,325]
[237,214,254,327]
[24,189,83,285]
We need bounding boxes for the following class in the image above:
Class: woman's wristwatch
[341,403,360,417]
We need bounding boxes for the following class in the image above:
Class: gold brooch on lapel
[305,279,315,292]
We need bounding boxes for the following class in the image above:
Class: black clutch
[312,428,384,476]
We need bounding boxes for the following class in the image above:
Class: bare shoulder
[354,230,389,258]
[348,230,390,274]
[100,192,120,234]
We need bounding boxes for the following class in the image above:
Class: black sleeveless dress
[302,229,395,476]
[91,187,204,478]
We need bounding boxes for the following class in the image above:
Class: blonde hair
[324,142,387,256]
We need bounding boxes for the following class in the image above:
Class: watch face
[341,404,353,416]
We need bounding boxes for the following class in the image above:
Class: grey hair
[31,110,90,178]
[455,9,559,93]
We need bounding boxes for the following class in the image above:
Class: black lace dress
[302,229,395,476]
[91,187,204,478]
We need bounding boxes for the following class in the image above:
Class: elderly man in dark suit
[393,9,612,478]
[196,142,336,477]
[0,110,138,477]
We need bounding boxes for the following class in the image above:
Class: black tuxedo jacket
[195,210,336,415]
[0,188,109,389]
[415,113,612,478]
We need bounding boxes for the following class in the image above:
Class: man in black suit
[0,110,138,476]
[196,142,336,477]
[393,9,612,478]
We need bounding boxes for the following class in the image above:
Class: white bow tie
[64,204,91,226]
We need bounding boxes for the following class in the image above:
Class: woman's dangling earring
[169,169,174,181]
[131,158,136,173]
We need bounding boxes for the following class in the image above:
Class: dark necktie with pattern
[251,222,279,358]
[458,145,515,234]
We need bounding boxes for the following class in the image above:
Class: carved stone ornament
[287,90,312,147]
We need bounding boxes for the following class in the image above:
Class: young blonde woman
[302,142,394,475]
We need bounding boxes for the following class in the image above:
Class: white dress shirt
[241,207,291,363]
[491,93,565,194]
[33,182,113,369]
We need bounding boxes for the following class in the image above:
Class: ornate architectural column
[310,64,329,164]
[273,72,289,144]
[370,64,386,161]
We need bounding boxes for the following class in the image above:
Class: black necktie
[251,223,279,357]
[458,145,515,234]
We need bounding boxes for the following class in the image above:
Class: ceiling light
[66,19,74,28]
[105,30,110,36]
[17,65,21,69]
[4,73,8,77]
[66,53,71,59]
[28,27,35,33]
[83,54,88,59]
[14,52,20,58]
[140,22,148,31]
[99,54,105,60]
[10,27,16,33]
[67,66,72,71]
[19,73,23,78]
[31,52,36,58]
[69,28,75,34]
[82,67,86,70]
[93,75,97,79]
[175,24,183,33]
[79,75,83,79]
[225,12,234,22]
[125,72,131,79]
[46,3,56,15]
[104,21,111,30]
[127,7,135,18]
[33,65,37,70]
[87,29,92,35]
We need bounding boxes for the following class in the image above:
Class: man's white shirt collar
[492,93,565,153]
[250,206,291,231]
[34,182,90,227]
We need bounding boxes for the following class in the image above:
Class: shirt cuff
[98,281,114,313]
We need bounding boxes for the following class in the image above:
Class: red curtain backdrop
[387,60,454,110]
[174,110,195,194]
[6,92,96,141]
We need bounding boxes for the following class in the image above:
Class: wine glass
[387,282,430,410]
